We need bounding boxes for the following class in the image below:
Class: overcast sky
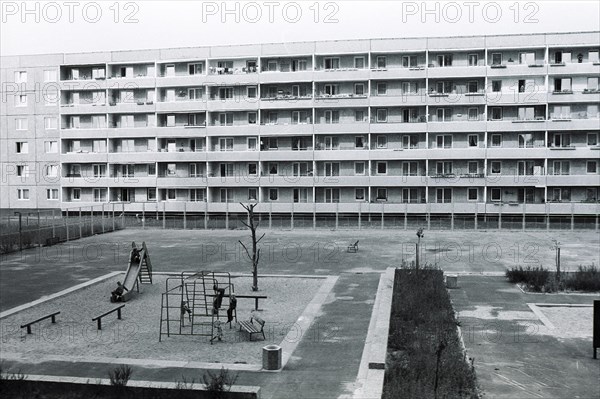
[1,0,599,56]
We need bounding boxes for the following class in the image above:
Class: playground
[0,228,599,398]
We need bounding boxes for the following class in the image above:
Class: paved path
[449,276,600,399]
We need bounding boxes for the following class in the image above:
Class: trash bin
[262,344,282,370]
[446,275,458,289]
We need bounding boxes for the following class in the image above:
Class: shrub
[384,268,479,399]
[505,266,550,292]
[565,265,600,292]
[108,364,132,387]
[202,367,238,399]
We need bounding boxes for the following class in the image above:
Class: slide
[120,243,145,301]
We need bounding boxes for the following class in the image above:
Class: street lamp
[14,211,22,252]
[551,239,561,283]
[416,228,424,271]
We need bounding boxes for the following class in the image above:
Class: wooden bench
[21,311,60,334]
[347,240,359,253]
[238,316,265,341]
[92,305,125,330]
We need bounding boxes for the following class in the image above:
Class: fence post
[112,203,115,231]
[65,209,69,242]
[162,201,166,229]
[142,202,146,230]
[37,212,41,247]
[79,207,83,239]
[51,209,56,237]
[183,201,187,229]
[122,203,125,228]
[90,205,94,236]
[101,203,105,233]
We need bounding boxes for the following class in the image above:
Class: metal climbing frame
[158,271,235,344]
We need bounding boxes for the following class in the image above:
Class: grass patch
[384,268,479,399]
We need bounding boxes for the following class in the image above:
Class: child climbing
[110,281,129,302]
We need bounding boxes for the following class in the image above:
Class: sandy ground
[538,306,594,338]
[0,275,324,365]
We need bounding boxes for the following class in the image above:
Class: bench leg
[26,326,32,334]
[255,298,259,311]
[51,315,56,323]
[97,319,102,330]
[117,308,122,320]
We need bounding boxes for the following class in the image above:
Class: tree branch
[239,219,250,229]
[238,240,251,260]
[256,233,266,244]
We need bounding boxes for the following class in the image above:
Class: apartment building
[1,32,599,227]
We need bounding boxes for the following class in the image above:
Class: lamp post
[416,228,424,271]
[14,211,22,251]
[551,239,561,284]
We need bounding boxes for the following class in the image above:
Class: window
[463,188,477,202]
[588,77,599,91]
[45,89,58,106]
[551,188,571,202]
[553,133,571,148]
[354,57,365,69]
[515,133,533,148]
[377,56,386,68]
[402,162,418,176]
[402,188,420,203]
[436,135,453,149]
[376,135,388,149]
[355,188,365,201]
[292,162,309,176]
[437,54,453,67]
[436,188,452,203]
[92,140,106,153]
[468,54,479,66]
[376,188,387,201]
[402,135,418,149]
[490,107,503,120]
[354,83,365,95]
[468,135,478,147]
[148,164,156,176]
[352,136,364,149]
[553,161,570,175]
[189,163,200,178]
[15,118,27,130]
[324,162,340,177]
[188,63,204,75]
[247,137,258,151]
[46,164,58,178]
[17,189,30,200]
[586,188,598,201]
[376,162,387,175]
[324,57,340,70]
[491,134,502,147]
[93,188,106,202]
[269,188,279,201]
[121,164,134,178]
[491,80,502,92]
[248,188,258,201]
[168,189,177,201]
[16,94,27,107]
[220,163,234,177]
[436,108,451,121]
[467,81,478,94]
[519,52,536,65]
[355,110,365,122]
[246,86,257,99]
[219,137,234,151]
[292,111,309,124]
[166,163,176,176]
[247,163,257,176]
[402,55,417,68]
[468,161,478,174]
[46,189,59,200]
[468,108,479,121]
[587,161,597,174]
[293,188,308,203]
[325,188,340,203]
[518,161,535,176]
[44,117,57,129]
[218,87,234,100]
[218,113,233,126]
[44,70,57,82]
[355,162,365,175]
[436,161,453,176]
[14,71,27,83]
[436,81,453,94]
[588,133,598,146]
[292,59,307,71]
[268,112,278,125]
[16,165,29,177]
[554,78,572,92]
[268,162,278,175]
[188,88,203,101]
[376,109,388,123]
[44,141,58,153]
[16,141,28,154]
[490,161,502,175]
[490,188,502,202]
[72,188,81,200]
[491,53,502,65]
[248,112,257,125]
[377,83,387,95]
[147,188,156,202]
[324,110,340,124]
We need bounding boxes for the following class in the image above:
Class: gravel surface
[0,274,324,365]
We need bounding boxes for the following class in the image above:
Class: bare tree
[238,203,265,291]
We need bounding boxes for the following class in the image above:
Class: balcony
[259,70,314,83]
[259,149,314,161]
[313,148,369,161]
[369,175,425,187]
[107,127,160,137]
[314,122,369,134]
[107,176,158,188]
[370,94,427,107]
[546,175,600,186]
[259,123,314,135]
[154,150,207,162]
[547,62,600,75]
[155,125,206,137]
[484,175,545,187]
[427,120,486,132]
[155,100,207,113]
[313,94,369,108]
[60,103,108,115]
[61,127,109,138]
[486,118,547,131]
[207,176,259,187]
[370,121,426,133]
[427,92,486,106]
[426,148,487,159]
[369,66,427,80]
[106,75,156,88]
[157,176,207,187]
[107,151,157,163]
[206,124,260,136]
[313,68,371,82]
[59,79,107,91]
[60,151,108,163]
[203,72,259,85]
[206,150,259,162]
[106,101,156,113]
[259,96,314,109]
[547,116,599,130]
[156,75,210,88]
[427,65,487,78]
[547,90,600,103]
[60,176,111,187]
[207,98,259,111]
[485,91,548,105]
[487,63,548,77]
[486,147,547,159]
[260,175,316,187]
